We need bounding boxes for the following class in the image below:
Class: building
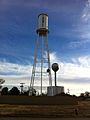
[47,86,64,96]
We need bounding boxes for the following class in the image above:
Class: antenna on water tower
[29,13,52,96]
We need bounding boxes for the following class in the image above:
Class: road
[0,117,90,120]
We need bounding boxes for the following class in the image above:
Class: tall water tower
[29,13,52,95]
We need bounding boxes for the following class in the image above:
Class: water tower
[29,13,52,95]
[47,63,64,96]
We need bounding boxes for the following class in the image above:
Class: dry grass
[77,101,90,117]
[0,101,90,117]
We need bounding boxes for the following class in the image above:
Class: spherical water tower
[29,13,52,96]
[47,63,64,96]
[52,63,59,87]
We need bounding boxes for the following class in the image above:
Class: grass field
[0,117,90,120]
[0,101,90,118]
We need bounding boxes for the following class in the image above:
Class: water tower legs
[29,33,52,96]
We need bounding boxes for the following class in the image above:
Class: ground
[0,117,90,120]
[0,101,90,118]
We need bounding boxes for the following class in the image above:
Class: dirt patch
[0,95,77,105]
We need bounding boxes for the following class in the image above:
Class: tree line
[1,87,30,96]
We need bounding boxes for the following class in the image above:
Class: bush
[1,87,8,95]
[9,87,20,95]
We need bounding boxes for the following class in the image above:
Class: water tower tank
[37,13,49,35]
[38,13,48,30]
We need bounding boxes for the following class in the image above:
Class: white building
[47,86,64,96]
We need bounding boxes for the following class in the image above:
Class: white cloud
[1,53,90,95]
[50,52,61,63]
[1,53,90,81]
[82,0,90,22]
[63,83,90,96]
[49,53,90,83]
[57,55,90,79]
[50,53,90,95]
[0,61,32,85]
[0,61,32,75]
[78,56,90,67]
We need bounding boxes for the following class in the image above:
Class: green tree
[9,87,20,95]
[85,91,90,97]
[1,87,8,95]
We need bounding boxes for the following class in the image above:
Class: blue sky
[0,0,90,95]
